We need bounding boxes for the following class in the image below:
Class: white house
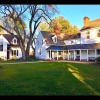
[0,32,34,60]
[35,16,100,61]
[0,33,22,60]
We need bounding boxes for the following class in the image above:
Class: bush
[96,56,100,64]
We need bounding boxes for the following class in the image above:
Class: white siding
[64,38,81,45]
[0,35,9,60]
[81,27,100,44]
[35,32,47,60]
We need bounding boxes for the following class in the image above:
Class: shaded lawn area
[0,62,100,96]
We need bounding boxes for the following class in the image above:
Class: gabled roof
[41,31,80,45]
[3,34,14,43]
[41,31,65,45]
[80,18,100,31]
[46,43,100,50]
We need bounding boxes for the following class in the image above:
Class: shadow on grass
[67,64,100,95]
[0,66,4,69]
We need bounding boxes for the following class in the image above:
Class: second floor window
[40,49,41,55]
[87,35,90,39]
[97,33,100,37]
[71,41,74,44]
[42,40,44,45]
[86,31,90,39]
[13,39,17,44]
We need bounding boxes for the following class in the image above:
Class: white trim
[80,50,81,61]
[87,49,88,61]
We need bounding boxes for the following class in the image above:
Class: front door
[7,51,9,59]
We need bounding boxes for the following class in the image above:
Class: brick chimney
[54,24,60,35]
[83,16,90,26]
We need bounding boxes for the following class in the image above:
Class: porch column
[95,49,97,62]
[68,50,69,60]
[74,50,75,60]
[50,50,51,60]
[63,50,64,60]
[57,50,58,60]
[87,49,88,61]
[80,50,81,61]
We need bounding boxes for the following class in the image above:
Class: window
[14,50,16,55]
[12,50,18,56]
[40,49,41,55]
[86,31,90,39]
[76,50,79,54]
[14,39,17,44]
[17,50,18,56]
[71,41,74,44]
[0,45,3,51]
[42,40,44,44]
[37,40,39,45]
[97,33,100,37]
[12,50,13,56]
[97,49,100,54]
[54,37,57,43]
[58,51,61,55]
[87,35,90,39]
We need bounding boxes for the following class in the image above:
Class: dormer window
[54,36,57,43]
[13,38,17,44]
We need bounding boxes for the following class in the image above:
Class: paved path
[0,60,95,64]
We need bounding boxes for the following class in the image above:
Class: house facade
[35,17,100,61]
[0,32,34,60]
[0,33,22,60]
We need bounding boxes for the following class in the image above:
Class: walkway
[0,60,95,64]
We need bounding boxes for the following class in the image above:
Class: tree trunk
[19,41,27,61]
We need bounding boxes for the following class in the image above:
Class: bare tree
[0,4,57,61]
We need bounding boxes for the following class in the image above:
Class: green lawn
[0,62,100,96]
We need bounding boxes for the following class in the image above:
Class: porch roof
[46,43,100,50]
[46,45,66,50]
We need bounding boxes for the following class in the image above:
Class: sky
[53,5,100,29]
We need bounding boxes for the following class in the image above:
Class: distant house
[0,33,22,60]
[35,16,100,61]
[0,32,34,60]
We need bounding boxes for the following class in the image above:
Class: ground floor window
[0,45,3,51]
[12,50,18,56]
[97,49,100,54]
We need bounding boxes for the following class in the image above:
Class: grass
[0,61,100,96]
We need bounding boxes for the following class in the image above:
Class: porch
[46,49,100,61]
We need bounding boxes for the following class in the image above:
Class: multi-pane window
[58,51,61,55]
[97,49,100,54]
[17,50,18,56]
[0,45,3,51]
[12,50,18,56]
[97,33,100,37]
[86,31,90,39]
[76,50,79,54]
